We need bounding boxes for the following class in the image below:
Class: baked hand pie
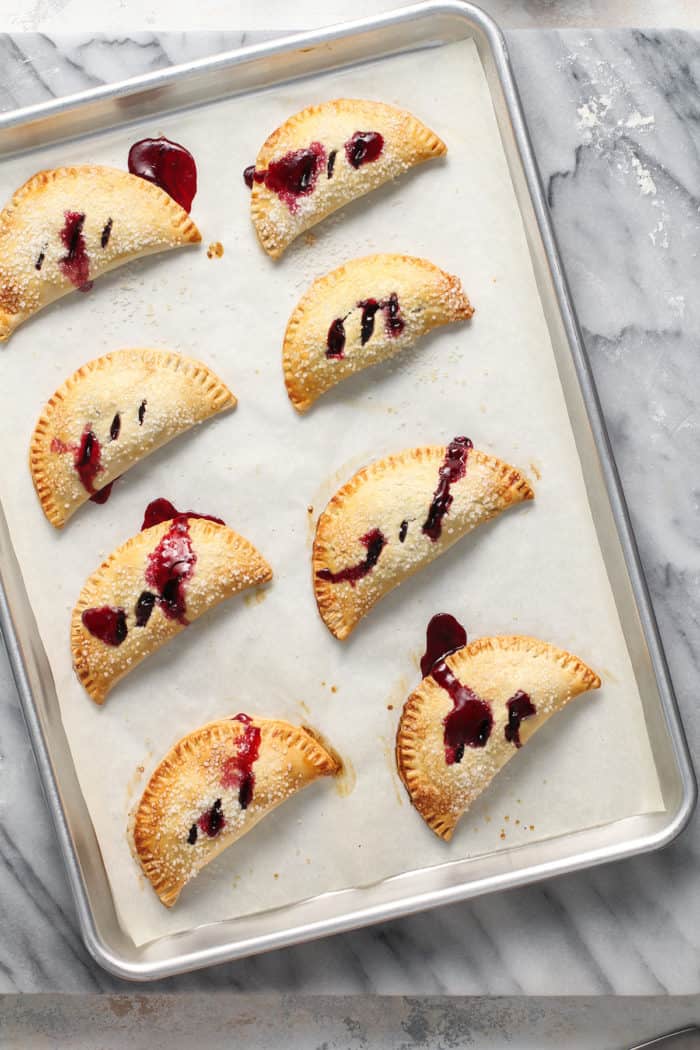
[396,635,601,840]
[0,165,200,341]
[133,714,340,906]
[247,99,446,258]
[72,518,272,704]
[283,254,473,412]
[30,348,235,527]
[313,438,533,639]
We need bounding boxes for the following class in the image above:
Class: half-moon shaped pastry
[133,715,340,906]
[313,438,533,639]
[72,518,272,704]
[0,165,201,341]
[396,635,601,840]
[249,99,446,258]
[30,349,235,528]
[283,254,473,412]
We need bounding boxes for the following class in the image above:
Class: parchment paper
[0,38,663,945]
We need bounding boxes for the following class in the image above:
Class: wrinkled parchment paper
[0,38,663,945]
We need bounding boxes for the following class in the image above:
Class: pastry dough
[396,635,601,840]
[283,254,473,412]
[313,439,533,639]
[30,348,235,528]
[250,99,446,258]
[133,715,340,906]
[72,518,272,704]
[0,165,201,341]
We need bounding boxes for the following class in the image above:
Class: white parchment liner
[0,39,663,945]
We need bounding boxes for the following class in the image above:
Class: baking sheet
[0,36,663,946]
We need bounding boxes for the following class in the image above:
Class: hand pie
[0,165,200,341]
[248,99,446,258]
[283,254,473,412]
[72,518,272,704]
[396,635,601,840]
[133,715,340,906]
[313,438,533,639]
[30,349,235,527]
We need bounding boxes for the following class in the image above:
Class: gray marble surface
[0,28,698,995]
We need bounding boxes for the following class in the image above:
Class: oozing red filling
[316,528,387,586]
[221,714,261,810]
[51,425,104,495]
[58,211,91,289]
[198,798,226,838]
[420,613,467,678]
[244,130,382,208]
[141,497,225,531]
[432,661,493,763]
[128,136,198,212]
[326,293,404,358]
[81,606,128,646]
[422,436,472,542]
[144,517,197,624]
[344,130,384,168]
[504,691,536,748]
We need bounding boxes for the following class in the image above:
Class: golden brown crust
[133,716,340,906]
[283,254,473,412]
[72,519,272,704]
[29,348,236,528]
[251,99,446,258]
[396,635,601,840]
[0,165,201,341]
[313,445,534,640]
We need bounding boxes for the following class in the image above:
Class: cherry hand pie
[248,99,446,258]
[30,348,235,527]
[396,635,601,840]
[283,254,473,412]
[72,518,272,704]
[133,714,339,906]
[0,165,201,341]
[313,438,533,639]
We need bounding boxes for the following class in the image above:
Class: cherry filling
[110,413,121,441]
[326,294,404,358]
[101,218,113,248]
[144,517,197,624]
[399,519,408,543]
[81,606,128,646]
[58,211,91,289]
[138,400,147,425]
[52,425,104,495]
[128,136,198,212]
[421,613,467,678]
[221,714,261,810]
[344,130,384,168]
[317,528,387,586]
[141,497,225,531]
[422,436,473,542]
[244,142,326,212]
[90,482,114,505]
[134,590,156,627]
[327,149,337,178]
[432,661,493,763]
[326,318,346,359]
[198,798,226,839]
[504,690,536,748]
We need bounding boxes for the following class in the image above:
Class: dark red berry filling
[344,130,384,168]
[504,691,536,748]
[326,317,347,359]
[198,798,225,838]
[101,218,113,248]
[220,714,261,810]
[141,498,225,532]
[326,293,404,358]
[82,606,128,646]
[144,517,196,624]
[432,661,493,763]
[422,436,472,542]
[421,613,467,678]
[317,528,387,586]
[58,211,91,289]
[110,413,121,441]
[51,425,104,495]
[128,136,197,212]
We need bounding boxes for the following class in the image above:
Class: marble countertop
[0,27,698,995]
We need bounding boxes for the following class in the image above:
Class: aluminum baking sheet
[0,2,694,979]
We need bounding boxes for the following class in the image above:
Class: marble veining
[0,29,698,993]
